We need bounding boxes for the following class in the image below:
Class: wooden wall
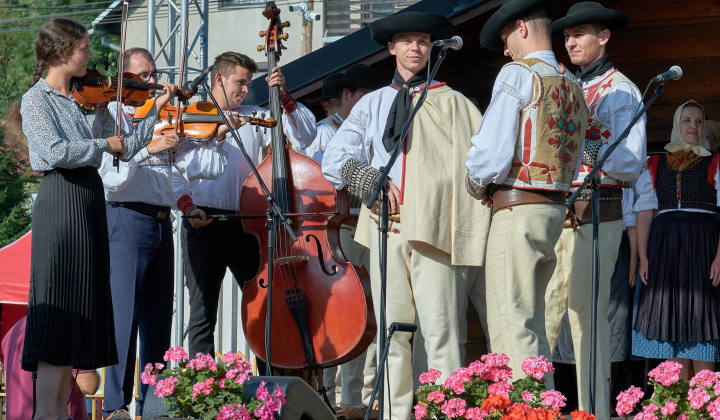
[435,0,720,152]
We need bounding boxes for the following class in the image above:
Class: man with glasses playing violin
[99,47,228,420]
[173,51,316,359]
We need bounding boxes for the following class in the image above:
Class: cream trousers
[368,219,461,420]
[485,203,565,386]
[545,220,623,420]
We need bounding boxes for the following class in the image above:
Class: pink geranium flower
[419,368,442,384]
[648,360,682,386]
[520,355,555,380]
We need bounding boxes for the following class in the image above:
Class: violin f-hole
[306,234,338,276]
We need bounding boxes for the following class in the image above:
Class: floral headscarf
[664,100,711,157]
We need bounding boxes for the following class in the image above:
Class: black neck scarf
[575,54,614,82]
[381,67,428,153]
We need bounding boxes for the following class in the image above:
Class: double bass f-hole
[306,234,339,276]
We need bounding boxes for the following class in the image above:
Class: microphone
[390,322,418,333]
[183,65,215,93]
[432,36,463,50]
[650,65,682,84]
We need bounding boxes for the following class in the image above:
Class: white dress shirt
[173,102,316,211]
[99,102,228,207]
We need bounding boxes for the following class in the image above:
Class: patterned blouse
[21,78,158,172]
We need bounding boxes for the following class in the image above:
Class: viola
[71,69,194,110]
[240,1,376,370]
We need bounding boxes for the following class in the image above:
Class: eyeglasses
[138,71,160,81]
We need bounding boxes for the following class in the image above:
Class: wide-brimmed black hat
[552,2,628,32]
[370,11,454,45]
[326,64,386,91]
[307,72,344,103]
[480,0,561,50]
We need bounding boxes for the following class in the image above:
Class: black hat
[369,11,454,45]
[326,64,386,91]
[552,2,629,32]
[307,72,344,103]
[480,0,561,50]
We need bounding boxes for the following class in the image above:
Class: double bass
[240,2,376,370]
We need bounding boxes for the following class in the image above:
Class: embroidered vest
[656,154,718,213]
[502,59,588,192]
[574,70,637,188]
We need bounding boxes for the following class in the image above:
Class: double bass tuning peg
[257,45,265,52]
[279,33,289,40]
[259,30,266,37]
[281,21,291,28]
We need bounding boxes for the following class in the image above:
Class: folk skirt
[21,166,118,371]
[633,211,720,343]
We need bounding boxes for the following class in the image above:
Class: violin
[240,1,376,370]
[71,69,194,110]
[133,99,277,142]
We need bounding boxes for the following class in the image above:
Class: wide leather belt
[565,187,624,227]
[109,201,170,219]
[491,186,566,215]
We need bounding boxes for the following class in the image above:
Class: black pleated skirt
[633,211,720,342]
[21,167,118,371]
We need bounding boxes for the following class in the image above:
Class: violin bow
[113,0,130,172]
[172,20,190,163]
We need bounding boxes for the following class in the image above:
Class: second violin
[134,99,277,142]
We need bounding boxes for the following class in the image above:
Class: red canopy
[0,231,31,304]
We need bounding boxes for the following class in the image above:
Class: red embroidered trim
[177,194,197,216]
[646,155,661,189]
[279,91,297,113]
[709,154,720,186]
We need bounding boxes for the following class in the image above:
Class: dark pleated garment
[633,211,720,342]
[21,166,118,371]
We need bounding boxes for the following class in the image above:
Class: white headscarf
[664,100,711,157]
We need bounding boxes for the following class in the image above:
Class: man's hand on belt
[480,186,494,208]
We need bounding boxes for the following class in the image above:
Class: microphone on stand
[432,36,463,51]
[650,65,682,84]
[182,65,215,94]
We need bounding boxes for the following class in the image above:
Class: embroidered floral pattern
[546,77,582,172]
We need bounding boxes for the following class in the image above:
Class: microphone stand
[566,81,666,415]
[200,80,297,376]
[365,47,447,420]
[364,323,417,420]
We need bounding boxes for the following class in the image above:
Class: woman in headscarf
[631,101,720,379]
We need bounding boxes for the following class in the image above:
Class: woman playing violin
[10,18,176,420]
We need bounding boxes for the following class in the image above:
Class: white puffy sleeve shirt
[466,51,579,188]
[322,85,421,191]
[580,69,647,181]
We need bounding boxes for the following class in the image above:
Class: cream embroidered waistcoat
[501,58,589,192]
